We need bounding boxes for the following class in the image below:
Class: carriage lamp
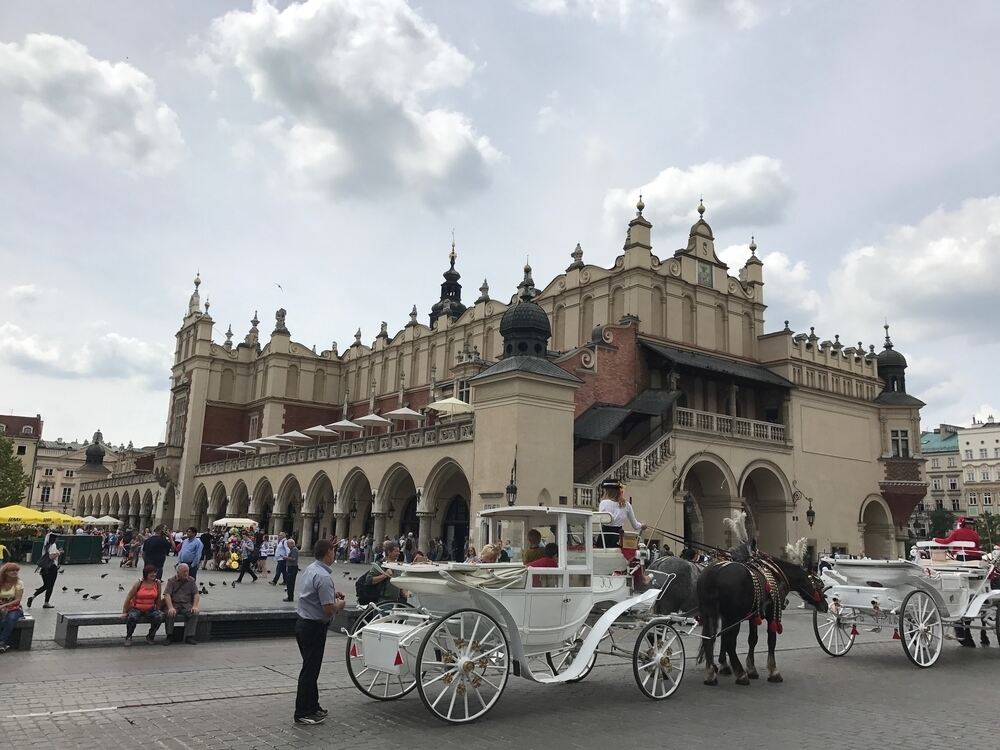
[806,498,816,528]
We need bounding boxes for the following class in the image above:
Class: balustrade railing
[572,433,673,508]
[675,406,786,443]
[194,420,475,476]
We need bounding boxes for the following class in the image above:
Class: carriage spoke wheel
[345,608,419,701]
[899,590,943,668]
[545,625,601,682]
[416,608,510,724]
[813,604,857,657]
[632,620,685,700]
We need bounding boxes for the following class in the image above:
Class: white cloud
[719,244,821,320]
[205,0,501,205]
[521,0,782,33]
[0,323,171,387]
[0,34,185,175]
[7,284,39,302]
[604,155,791,230]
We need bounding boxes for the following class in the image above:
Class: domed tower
[428,238,467,328]
[876,324,908,394]
[499,263,551,358]
[78,430,111,477]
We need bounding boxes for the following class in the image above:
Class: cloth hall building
[78,201,927,560]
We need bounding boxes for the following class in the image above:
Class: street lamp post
[505,446,518,507]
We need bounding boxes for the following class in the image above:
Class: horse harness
[716,555,789,634]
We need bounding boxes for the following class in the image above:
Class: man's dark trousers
[294,617,328,719]
[271,558,287,585]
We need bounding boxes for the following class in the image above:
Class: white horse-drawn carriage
[814,541,1000,667]
[344,506,688,723]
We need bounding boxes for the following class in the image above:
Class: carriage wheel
[416,608,510,724]
[899,590,944,668]
[345,607,420,701]
[813,605,857,657]
[545,625,600,682]
[632,620,685,700]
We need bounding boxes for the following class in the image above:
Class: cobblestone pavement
[3,609,997,749]
[18,558,366,644]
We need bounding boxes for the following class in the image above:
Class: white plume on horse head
[722,510,749,545]
[784,537,808,565]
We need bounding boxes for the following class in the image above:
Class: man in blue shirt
[270,532,289,586]
[177,527,204,580]
[294,538,345,725]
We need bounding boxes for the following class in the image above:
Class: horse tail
[696,565,720,664]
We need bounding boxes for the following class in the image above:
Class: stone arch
[192,484,210,530]
[743,312,755,358]
[341,468,374,539]
[304,471,334,515]
[682,295,696,345]
[286,364,300,399]
[738,461,791,554]
[579,296,594,343]
[100,493,110,515]
[220,368,235,401]
[651,286,665,337]
[250,477,275,530]
[552,304,566,351]
[422,458,472,560]
[84,495,93,516]
[859,494,894,559]
[379,463,418,538]
[228,479,249,518]
[484,326,496,360]
[714,304,728,353]
[111,492,121,519]
[313,368,326,402]
[141,489,154,530]
[208,481,228,516]
[77,494,87,516]
[681,454,739,549]
[274,474,302,536]
[610,286,625,323]
[305,470,335,545]
[538,488,552,506]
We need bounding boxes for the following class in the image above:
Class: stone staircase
[572,432,673,508]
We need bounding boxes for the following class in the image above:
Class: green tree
[974,512,1000,549]
[927,508,956,538]
[0,436,31,508]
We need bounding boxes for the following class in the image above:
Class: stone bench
[7,615,34,651]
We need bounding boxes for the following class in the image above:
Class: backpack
[404,538,413,552]
[355,570,384,605]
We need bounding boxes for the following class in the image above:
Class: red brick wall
[282,403,341,432]
[201,403,246,463]
[135,454,155,471]
[558,321,647,417]
[884,459,922,482]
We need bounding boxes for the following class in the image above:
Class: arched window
[610,287,624,324]
[651,288,664,336]
[286,365,299,399]
[552,305,565,350]
[313,369,326,402]
[743,313,755,358]
[580,296,594,342]
[484,327,495,360]
[219,368,235,401]
[681,296,695,344]
[714,305,728,353]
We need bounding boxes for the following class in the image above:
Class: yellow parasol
[38,510,84,525]
[0,505,48,524]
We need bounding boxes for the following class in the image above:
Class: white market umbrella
[327,419,363,432]
[213,517,257,528]
[355,413,391,427]
[384,407,425,421]
[258,435,294,446]
[244,439,273,448]
[94,515,120,526]
[226,441,258,453]
[428,397,473,415]
[277,430,313,443]
[302,425,339,438]
[213,445,245,454]
[81,515,100,524]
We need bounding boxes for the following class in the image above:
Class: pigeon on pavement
[90,594,102,600]
[62,586,68,592]
[82,593,89,599]
[74,588,84,593]
[118,584,125,591]
[100,573,109,578]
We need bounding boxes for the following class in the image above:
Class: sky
[1,0,998,447]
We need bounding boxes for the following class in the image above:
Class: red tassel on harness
[751,614,763,626]
[850,625,859,637]
[892,628,901,641]
[768,620,782,635]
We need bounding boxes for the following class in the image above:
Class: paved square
[2,608,997,749]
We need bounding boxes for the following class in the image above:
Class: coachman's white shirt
[597,499,643,531]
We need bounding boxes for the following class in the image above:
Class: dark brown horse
[697,554,827,685]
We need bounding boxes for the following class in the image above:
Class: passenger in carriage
[933,517,982,561]
[523,529,545,564]
[596,479,646,548]
[526,543,559,568]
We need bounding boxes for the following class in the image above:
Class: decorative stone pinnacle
[749,235,757,255]
[449,230,457,268]
[354,328,362,345]
[378,321,388,338]
[783,320,791,332]
[251,311,259,328]
[225,324,233,343]
[568,243,584,271]
[193,272,201,290]
[884,323,893,349]
[636,193,645,216]
[476,279,490,304]
[698,198,705,217]
[204,296,211,314]
[407,305,418,326]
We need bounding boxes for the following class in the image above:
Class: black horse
[697,555,828,686]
